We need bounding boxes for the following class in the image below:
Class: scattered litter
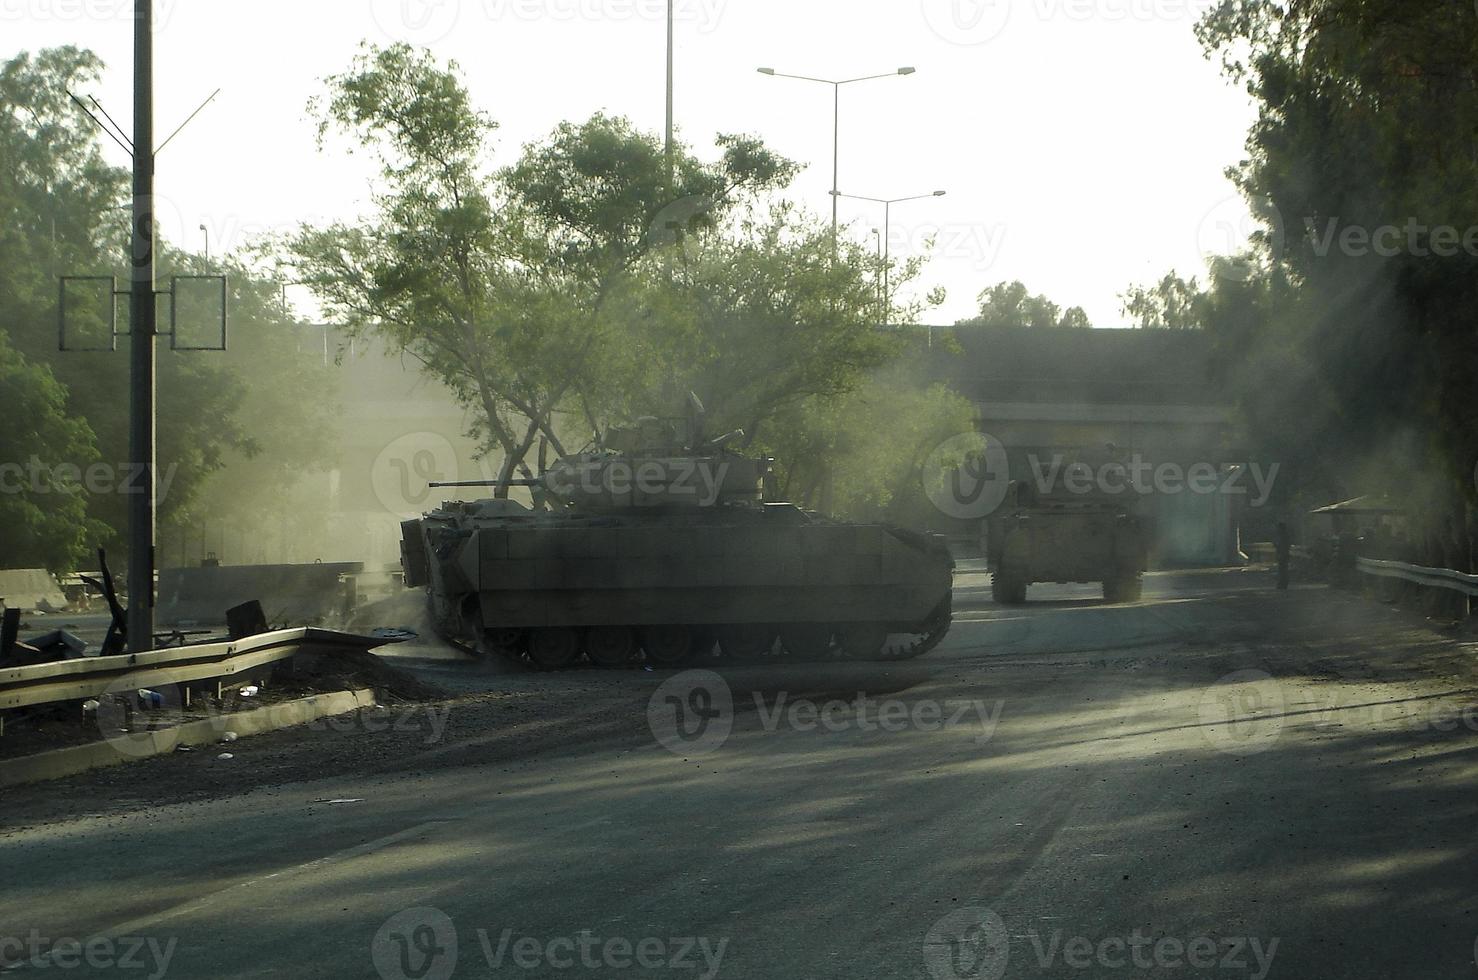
[312,798,366,805]
[137,689,164,709]
[370,628,418,642]
[175,745,195,754]
[217,753,235,761]
[221,732,239,743]
[239,686,260,698]
[81,699,101,714]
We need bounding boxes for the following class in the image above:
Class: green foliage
[957,281,1091,329]
[0,331,107,569]
[1196,0,1478,522]
[285,42,941,520]
[0,46,340,567]
[761,359,977,523]
[1120,272,1206,330]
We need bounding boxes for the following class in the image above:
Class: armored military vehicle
[400,400,953,669]
[983,472,1148,605]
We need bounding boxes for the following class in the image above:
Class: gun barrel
[429,480,541,489]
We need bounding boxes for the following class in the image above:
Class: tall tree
[956,280,1091,329]
[1197,0,1478,557]
[1120,272,1206,329]
[284,44,800,489]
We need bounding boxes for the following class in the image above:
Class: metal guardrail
[1356,558,1478,597]
[0,627,389,714]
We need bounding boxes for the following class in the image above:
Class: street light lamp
[832,190,946,325]
[756,66,917,245]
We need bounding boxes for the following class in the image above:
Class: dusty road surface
[4,562,1478,979]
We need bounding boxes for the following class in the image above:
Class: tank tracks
[433,596,953,671]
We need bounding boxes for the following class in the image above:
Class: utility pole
[665,0,675,189]
[59,0,225,653]
[127,0,157,652]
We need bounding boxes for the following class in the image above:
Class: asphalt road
[4,562,1478,979]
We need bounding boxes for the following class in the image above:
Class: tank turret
[433,395,775,513]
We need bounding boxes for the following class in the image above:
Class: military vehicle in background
[400,398,953,669]
[983,457,1148,604]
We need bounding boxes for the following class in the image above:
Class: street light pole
[128,0,157,652]
[199,223,209,260]
[665,0,674,188]
[756,67,916,247]
[833,189,946,324]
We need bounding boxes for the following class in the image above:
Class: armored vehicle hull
[984,481,1147,605]
[403,502,953,670]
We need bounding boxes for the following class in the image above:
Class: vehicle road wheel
[585,626,638,668]
[719,625,777,661]
[643,625,698,666]
[1104,574,1143,603]
[482,628,524,661]
[779,625,833,661]
[992,572,1027,605]
[528,628,581,670]
[838,625,889,660]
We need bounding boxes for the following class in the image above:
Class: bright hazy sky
[6,0,1260,326]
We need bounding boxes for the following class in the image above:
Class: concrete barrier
[0,570,68,613]
[0,688,376,787]
[157,563,365,625]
